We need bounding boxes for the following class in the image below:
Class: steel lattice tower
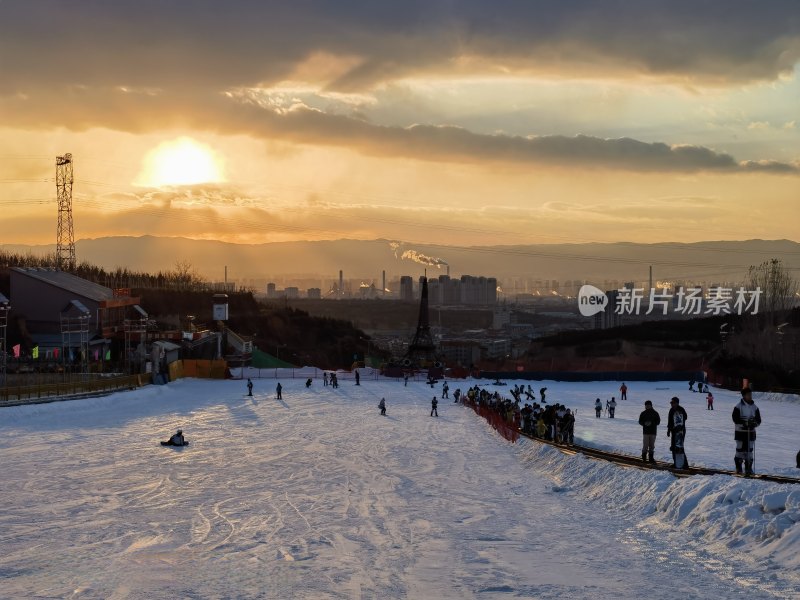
[55,153,76,271]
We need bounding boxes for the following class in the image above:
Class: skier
[638,401,660,463]
[667,397,689,469]
[378,397,386,416]
[595,398,603,418]
[355,370,360,386]
[540,387,547,403]
[442,382,449,399]
[607,397,617,418]
[276,382,283,400]
[430,396,439,417]
[305,378,312,388]
[247,378,253,396]
[161,429,187,447]
[323,372,329,387]
[732,387,761,475]
[620,382,628,401]
[706,392,714,410]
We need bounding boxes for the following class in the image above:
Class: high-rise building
[400,276,414,302]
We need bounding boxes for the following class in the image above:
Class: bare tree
[746,258,798,320]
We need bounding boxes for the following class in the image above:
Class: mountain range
[3,236,799,287]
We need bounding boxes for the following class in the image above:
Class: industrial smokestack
[446,265,450,277]
[382,270,386,296]
[649,265,653,292]
[339,270,343,297]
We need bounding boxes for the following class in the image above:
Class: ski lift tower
[0,293,9,386]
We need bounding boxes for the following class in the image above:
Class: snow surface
[1,377,799,599]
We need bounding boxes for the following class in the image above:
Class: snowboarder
[595,398,603,418]
[379,397,386,416]
[305,378,312,388]
[247,378,253,396]
[540,387,547,403]
[620,382,628,401]
[161,429,186,446]
[706,392,714,410]
[354,370,360,386]
[323,372,329,387]
[667,397,689,469]
[638,401,660,463]
[430,396,439,417]
[732,387,761,475]
[607,397,617,418]
[276,382,283,400]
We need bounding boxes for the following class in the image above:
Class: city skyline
[1,1,798,248]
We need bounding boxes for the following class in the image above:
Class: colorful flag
[32,346,39,359]
[105,349,111,360]
[54,348,60,359]
[12,344,20,358]
[93,349,99,361]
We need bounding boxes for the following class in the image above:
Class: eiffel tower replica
[403,276,441,368]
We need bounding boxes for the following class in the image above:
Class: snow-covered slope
[0,378,798,599]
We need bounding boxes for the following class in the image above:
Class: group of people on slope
[637,387,761,475]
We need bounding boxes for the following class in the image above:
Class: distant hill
[3,236,799,286]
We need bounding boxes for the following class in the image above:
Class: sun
[136,137,224,187]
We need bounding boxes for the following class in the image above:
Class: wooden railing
[0,374,146,407]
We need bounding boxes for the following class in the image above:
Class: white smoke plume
[401,250,448,268]
[388,241,402,258]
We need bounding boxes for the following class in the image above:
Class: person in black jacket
[667,397,689,469]
[638,400,660,463]
[732,387,761,475]
[430,396,438,417]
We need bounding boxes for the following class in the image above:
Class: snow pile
[518,438,800,576]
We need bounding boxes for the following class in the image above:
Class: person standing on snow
[323,372,329,387]
[732,387,761,475]
[595,398,603,418]
[638,400,660,463]
[430,396,439,417]
[706,391,714,410]
[667,397,689,469]
[276,382,283,400]
[247,378,253,396]
[442,382,449,399]
[378,397,386,416]
[607,397,617,418]
[539,387,547,403]
[620,382,628,401]
[355,370,360,386]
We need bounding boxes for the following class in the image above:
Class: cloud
[0,0,798,96]
[3,86,797,174]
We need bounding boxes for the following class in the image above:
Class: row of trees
[0,251,213,292]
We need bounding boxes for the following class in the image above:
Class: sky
[0,0,798,247]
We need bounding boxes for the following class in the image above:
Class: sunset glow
[136,138,224,187]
